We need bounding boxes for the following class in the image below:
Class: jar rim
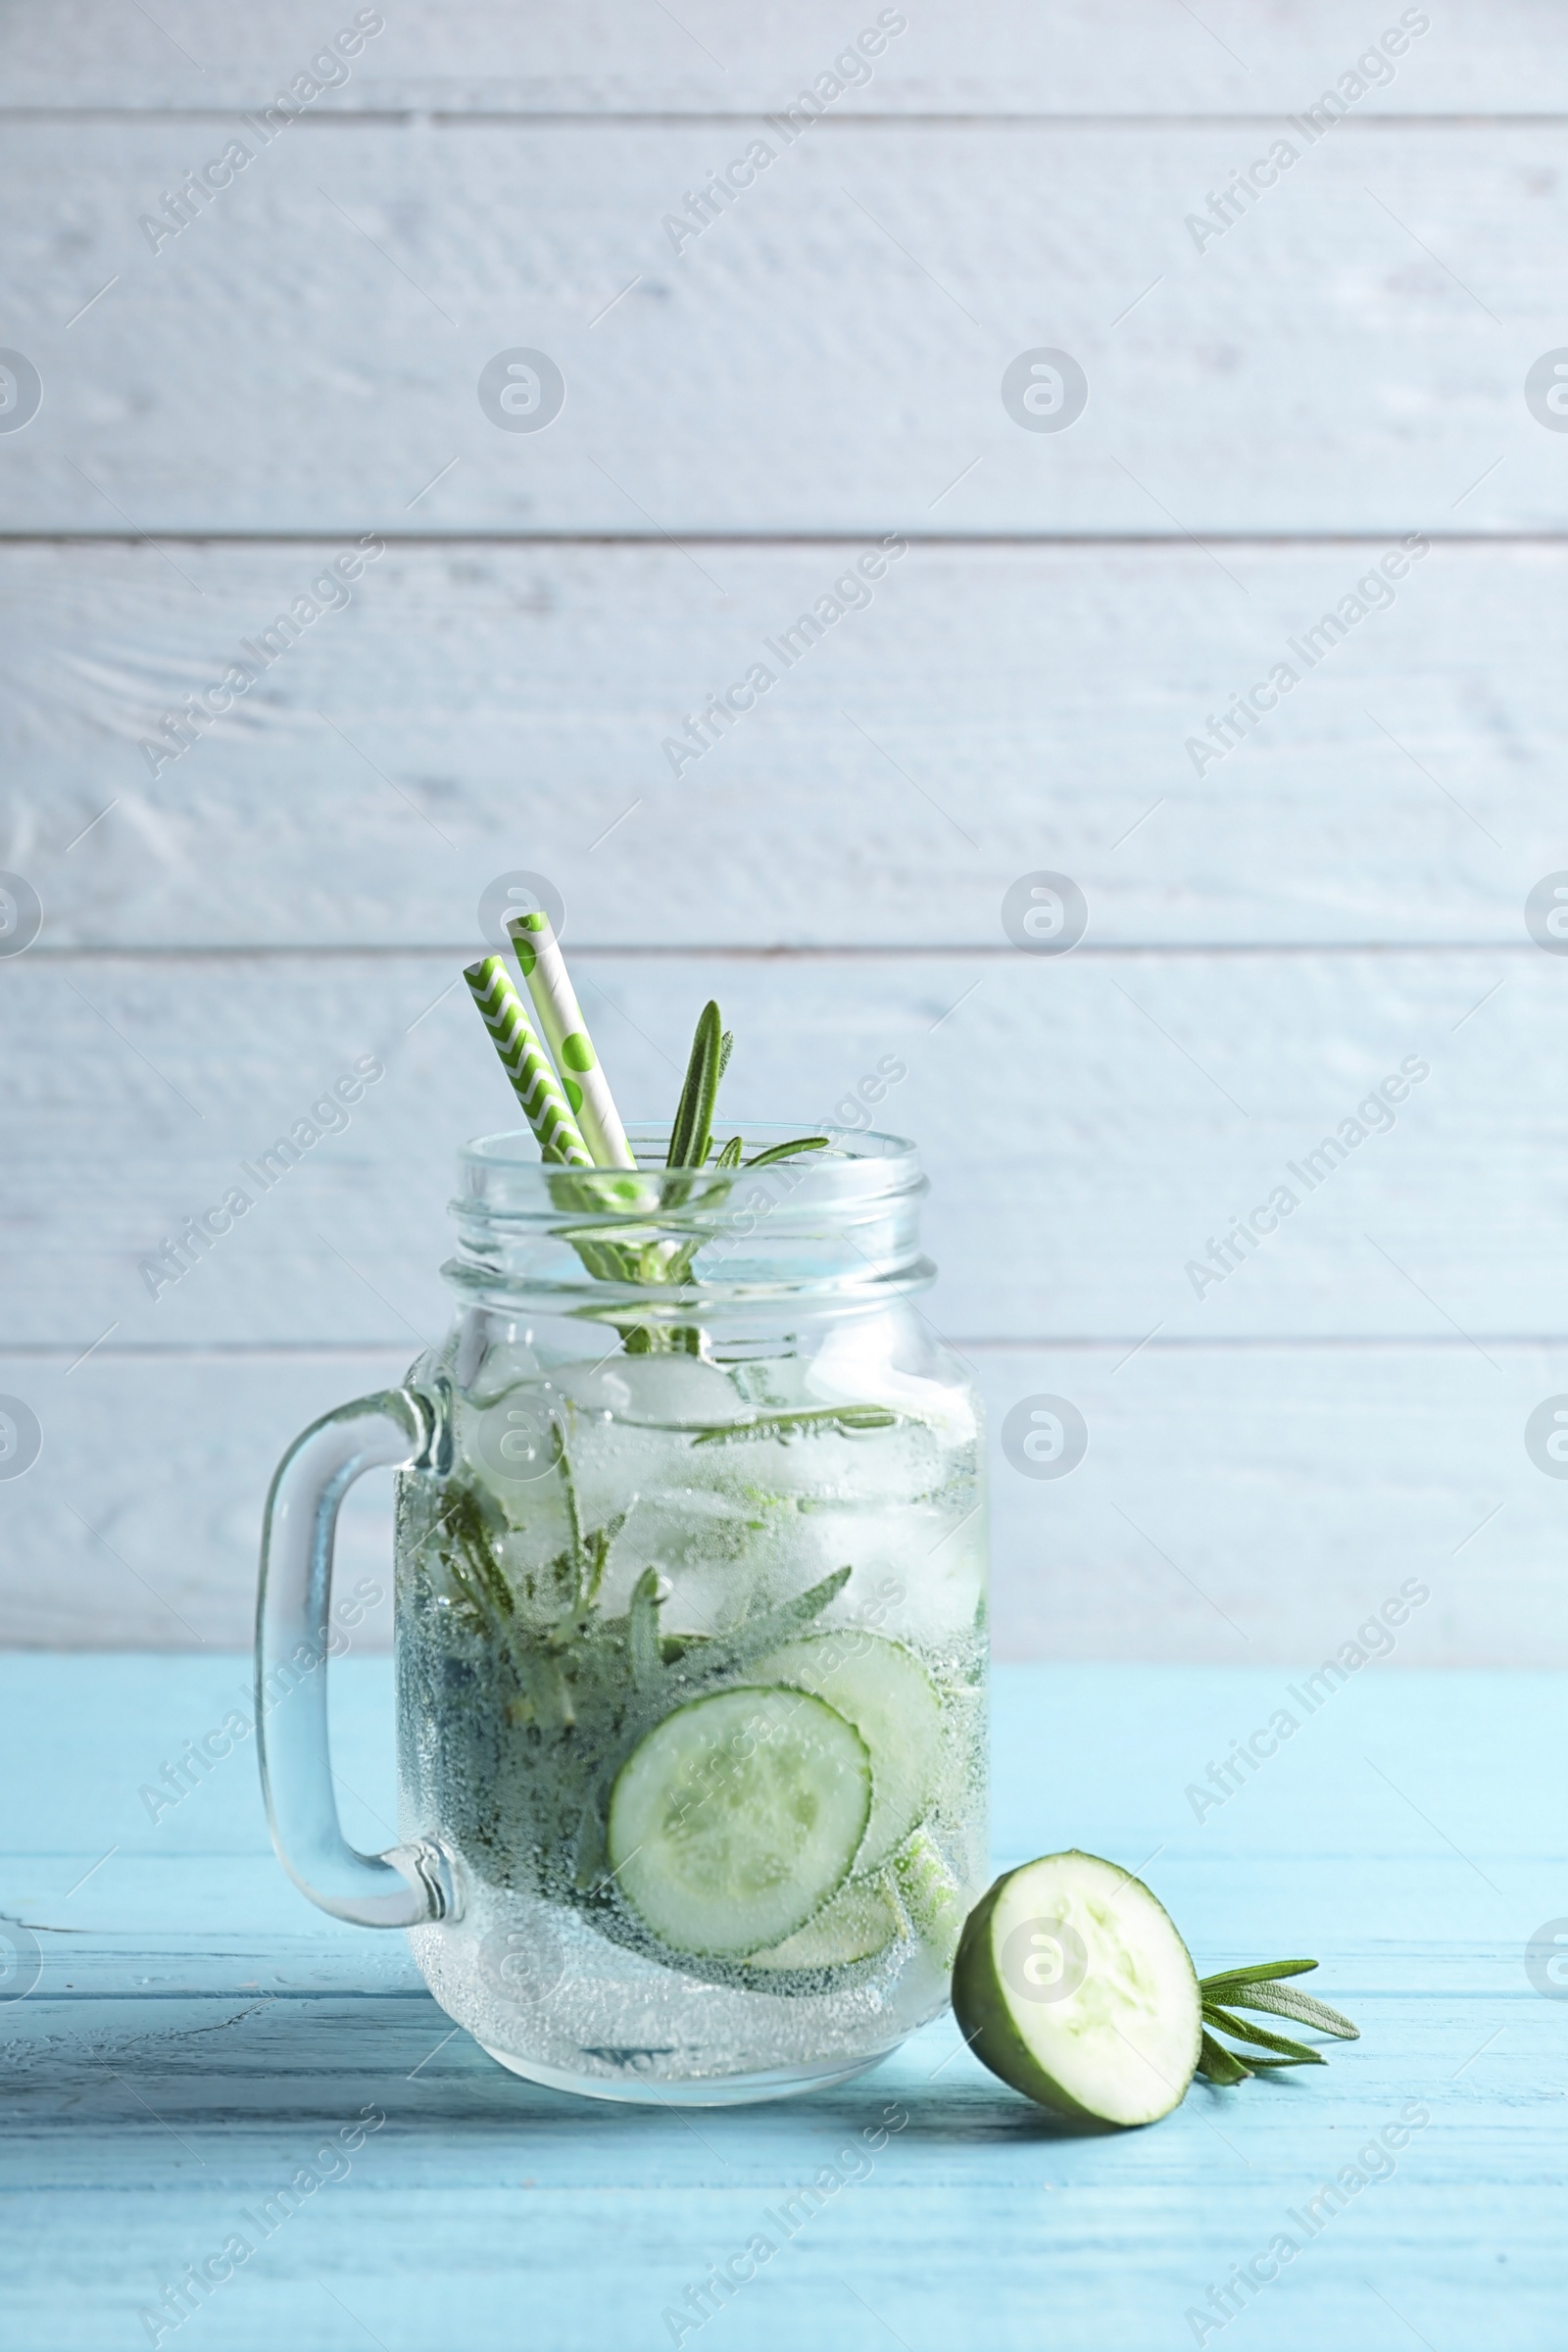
[443,1124,931,1313]
[455,1122,923,1213]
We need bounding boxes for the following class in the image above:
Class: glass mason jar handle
[256,1387,457,1928]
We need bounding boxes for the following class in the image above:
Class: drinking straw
[507,911,634,1169]
[464,956,594,1166]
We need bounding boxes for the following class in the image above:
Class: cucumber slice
[745,1630,942,1872]
[952,1849,1201,2127]
[744,1875,903,1971]
[892,1826,967,1968]
[607,1686,871,1959]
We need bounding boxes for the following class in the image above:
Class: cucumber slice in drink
[892,1825,967,1969]
[952,1850,1201,2127]
[744,1875,903,1971]
[746,1631,942,1873]
[607,1686,871,1959]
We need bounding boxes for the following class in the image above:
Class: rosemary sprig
[551,1419,585,1579]
[649,1004,835,1354]
[743,1135,829,1169]
[437,1481,514,1623]
[668,1001,732,1170]
[692,1403,901,1446]
[627,1565,665,1693]
[1195,1959,1358,2083]
[713,1133,831,1170]
[666,1564,852,1689]
[669,1002,828,1175]
[575,1513,623,1614]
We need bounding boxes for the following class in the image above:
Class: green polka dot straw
[464,956,593,1165]
[506,912,634,1169]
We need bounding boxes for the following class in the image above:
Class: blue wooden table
[1,1658,1560,2351]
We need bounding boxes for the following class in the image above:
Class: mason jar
[257,1125,988,2104]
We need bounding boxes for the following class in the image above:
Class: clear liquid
[396,1341,988,2097]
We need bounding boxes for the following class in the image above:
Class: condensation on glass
[257,1128,988,2104]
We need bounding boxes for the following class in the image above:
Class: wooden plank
[982,1341,1566,1668]
[1,2173,1555,2352]
[0,121,1561,532]
[2,2,1561,117]
[0,948,1556,1343]
[0,1659,1558,2350]
[2,541,1559,949]
[4,1339,1564,1661]
[0,1350,405,1650]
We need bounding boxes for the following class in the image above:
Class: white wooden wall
[3,1,1565,1663]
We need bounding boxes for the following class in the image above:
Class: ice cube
[807,1325,978,1448]
[554,1350,750,1432]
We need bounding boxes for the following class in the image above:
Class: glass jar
[257,1125,988,2104]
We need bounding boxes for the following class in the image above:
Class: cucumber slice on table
[607,1686,871,1959]
[952,1849,1202,2127]
[745,1631,943,1872]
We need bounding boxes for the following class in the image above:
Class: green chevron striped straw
[464,956,594,1166]
[507,911,634,1169]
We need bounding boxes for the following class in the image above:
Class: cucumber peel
[953,1851,1358,2127]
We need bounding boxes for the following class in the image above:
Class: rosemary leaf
[743,1136,830,1170]
[1196,2030,1254,2085]
[691,1403,899,1446]
[1200,2001,1326,2066]
[552,1420,586,1582]
[441,1484,514,1621]
[628,1566,664,1694]
[1212,1982,1359,2039]
[576,1507,629,1613]
[667,1001,726,1169]
[1200,1958,1318,1991]
[666,1565,852,1689]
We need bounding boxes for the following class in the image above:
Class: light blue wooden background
[2,1,1566,1662]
